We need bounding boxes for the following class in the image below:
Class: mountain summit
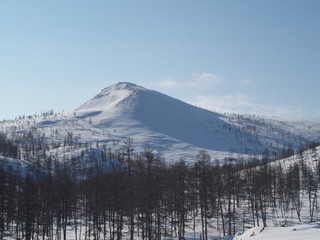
[72,82,262,158]
[75,82,143,116]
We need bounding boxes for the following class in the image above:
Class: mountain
[1,82,320,162]
[72,82,320,159]
[2,82,320,240]
[73,82,264,158]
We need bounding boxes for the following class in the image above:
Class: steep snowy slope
[73,82,262,156]
[1,82,320,162]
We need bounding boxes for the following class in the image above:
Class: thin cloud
[193,94,253,113]
[158,72,223,91]
[190,73,223,89]
[192,94,304,118]
[157,73,307,118]
[158,79,181,89]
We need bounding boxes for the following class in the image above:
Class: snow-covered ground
[233,145,320,240]
[234,223,320,240]
[0,156,41,176]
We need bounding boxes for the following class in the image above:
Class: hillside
[1,82,320,165]
[1,96,320,239]
[233,145,320,240]
[0,134,319,240]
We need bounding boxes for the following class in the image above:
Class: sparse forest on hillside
[2,0,320,237]
[0,84,320,239]
[0,135,320,240]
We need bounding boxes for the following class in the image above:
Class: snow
[75,82,135,119]
[0,156,41,176]
[269,145,320,170]
[1,82,320,163]
[1,81,320,239]
[231,146,320,240]
[233,223,320,240]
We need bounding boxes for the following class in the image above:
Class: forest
[0,134,320,240]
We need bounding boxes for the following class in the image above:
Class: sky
[1,0,319,120]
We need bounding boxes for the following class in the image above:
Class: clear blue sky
[1,0,319,120]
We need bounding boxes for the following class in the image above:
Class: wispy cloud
[159,72,223,91]
[158,78,181,89]
[192,93,304,118]
[189,73,223,89]
[156,73,307,118]
[193,94,254,113]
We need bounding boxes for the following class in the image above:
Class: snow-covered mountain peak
[2,82,320,162]
[69,82,262,157]
[101,82,146,93]
[74,82,143,116]
[60,82,320,159]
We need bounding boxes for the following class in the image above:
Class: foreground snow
[4,223,318,240]
[234,222,320,240]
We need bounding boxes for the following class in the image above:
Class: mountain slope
[74,82,262,155]
[1,82,320,162]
